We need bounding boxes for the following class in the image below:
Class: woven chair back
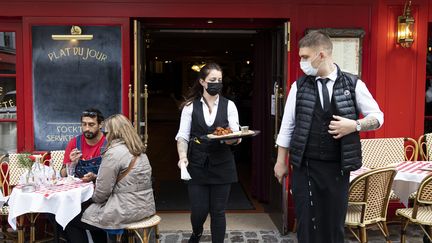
[8,153,30,186]
[49,150,65,173]
[361,137,417,168]
[417,174,432,204]
[419,133,432,161]
[349,167,397,224]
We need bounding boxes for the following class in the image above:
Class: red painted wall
[0,0,429,143]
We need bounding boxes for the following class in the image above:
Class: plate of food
[202,127,260,141]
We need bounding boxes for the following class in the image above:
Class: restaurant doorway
[133,18,289,233]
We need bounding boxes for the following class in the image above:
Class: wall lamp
[52,25,93,41]
[397,1,414,48]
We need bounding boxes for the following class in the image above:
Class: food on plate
[212,127,233,136]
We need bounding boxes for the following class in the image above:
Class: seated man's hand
[69,148,82,164]
[81,172,97,182]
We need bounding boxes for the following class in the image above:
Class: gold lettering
[88,49,96,58]
[82,48,89,60]
[59,49,66,58]
[64,47,71,56]
[53,51,60,59]
[49,47,108,62]
[73,47,83,56]
[48,52,54,61]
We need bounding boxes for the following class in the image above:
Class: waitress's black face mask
[206,82,223,96]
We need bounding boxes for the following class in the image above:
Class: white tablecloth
[393,161,432,206]
[350,162,432,206]
[8,179,94,230]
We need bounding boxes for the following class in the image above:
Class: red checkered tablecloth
[396,161,432,174]
[15,179,93,198]
[350,167,371,181]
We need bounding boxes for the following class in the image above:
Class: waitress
[175,63,241,243]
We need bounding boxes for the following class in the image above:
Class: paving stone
[244,231,257,238]
[246,239,259,243]
[261,234,278,243]
[230,235,244,242]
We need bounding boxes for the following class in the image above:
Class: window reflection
[0,122,16,155]
[0,32,16,74]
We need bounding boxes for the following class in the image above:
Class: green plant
[16,153,34,169]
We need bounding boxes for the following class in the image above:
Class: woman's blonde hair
[104,114,145,156]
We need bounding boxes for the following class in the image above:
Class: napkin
[180,162,192,180]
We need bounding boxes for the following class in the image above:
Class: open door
[267,21,289,234]
[132,20,149,148]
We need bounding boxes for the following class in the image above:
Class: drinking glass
[66,163,75,178]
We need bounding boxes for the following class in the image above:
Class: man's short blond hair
[299,30,333,54]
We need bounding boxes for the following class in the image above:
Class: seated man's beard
[84,130,98,139]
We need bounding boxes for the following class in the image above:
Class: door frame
[137,17,290,233]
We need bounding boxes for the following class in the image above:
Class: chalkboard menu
[32,26,122,151]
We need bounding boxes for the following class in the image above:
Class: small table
[393,161,432,206]
[350,162,432,206]
[7,179,94,243]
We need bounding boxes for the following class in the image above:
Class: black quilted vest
[289,68,362,172]
[188,96,234,167]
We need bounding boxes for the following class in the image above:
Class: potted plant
[16,153,36,188]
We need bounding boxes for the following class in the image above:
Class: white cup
[241,126,249,133]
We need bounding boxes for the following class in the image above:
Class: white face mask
[300,53,321,76]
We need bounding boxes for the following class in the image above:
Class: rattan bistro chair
[396,174,432,243]
[115,214,161,243]
[360,137,418,169]
[49,150,65,174]
[0,153,30,243]
[345,167,397,243]
[418,133,432,161]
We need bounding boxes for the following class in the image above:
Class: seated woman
[65,114,155,242]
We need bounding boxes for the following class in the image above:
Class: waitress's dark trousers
[291,158,350,243]
[188,184,231,243]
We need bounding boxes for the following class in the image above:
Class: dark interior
[143,28,258,210]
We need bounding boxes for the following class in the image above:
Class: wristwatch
[355,120,361,132]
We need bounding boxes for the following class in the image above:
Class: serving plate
[202,130,260,141]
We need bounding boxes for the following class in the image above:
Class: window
[0,32,17,154]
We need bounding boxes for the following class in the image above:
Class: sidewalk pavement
[159,224,426,243]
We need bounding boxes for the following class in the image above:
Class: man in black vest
[274,30,384,243]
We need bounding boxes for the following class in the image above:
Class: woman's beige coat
[81,140,155,229]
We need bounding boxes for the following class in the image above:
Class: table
[7,178,94,243]
[350,161,432,206]
[393,161,432,206]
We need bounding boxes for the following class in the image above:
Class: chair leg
[17,215,24,243]
[127,230,134,243]
[155,225,160,243]
[360,226,367,243]
[115,234,122,243]
[381,222,391,243]
[143,228,148,243]
[400,219,409,243]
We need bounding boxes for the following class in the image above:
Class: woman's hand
[178,157,189,169]
[81,172,97,182]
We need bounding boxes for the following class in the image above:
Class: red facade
[0,0,431,232]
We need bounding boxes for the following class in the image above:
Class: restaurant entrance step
[155,181,254,211]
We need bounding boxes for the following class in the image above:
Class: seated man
[61,108,106,178]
